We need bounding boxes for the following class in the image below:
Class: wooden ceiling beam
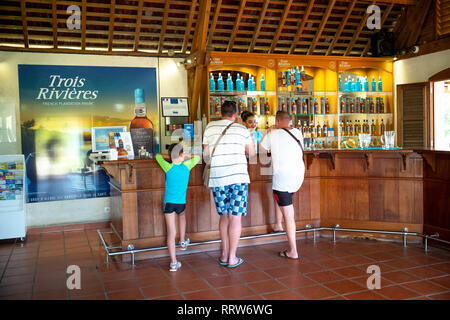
[290,0,316,55]
[227,0,247,52]
[182,0,197,53]
[326,0,356,55]
[51,0,57,48]
[207,0,222,46]
[345,0,377,56]
[248,0,269,52]
[307,0,334,55]
[107,0,116,51]
[158,0,170,53]
[133,0,143,51]
[81,0,87,50]
[404,0,433,48]
[269,0,293,53]
[361,2,393,57]
[20,0,29,48]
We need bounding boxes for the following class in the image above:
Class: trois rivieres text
[36,75,98,100]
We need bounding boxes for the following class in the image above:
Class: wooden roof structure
[1,0,441,58]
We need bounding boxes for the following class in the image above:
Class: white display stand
[0,154,26,241]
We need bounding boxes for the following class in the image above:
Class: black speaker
[369,31,395,57]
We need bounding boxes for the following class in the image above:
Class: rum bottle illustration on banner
[130,88,154,157]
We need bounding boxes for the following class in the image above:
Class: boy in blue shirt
[155,143,201,272]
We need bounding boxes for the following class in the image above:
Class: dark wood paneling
[101,149,450,251]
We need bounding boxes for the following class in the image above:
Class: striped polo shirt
[202,119,253,188]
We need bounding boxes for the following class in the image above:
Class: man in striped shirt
[203,100,255,268]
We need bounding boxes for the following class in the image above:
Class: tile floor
[0,227,449,300]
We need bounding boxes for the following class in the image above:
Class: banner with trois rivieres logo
[18,65,158,203]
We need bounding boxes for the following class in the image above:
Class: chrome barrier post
[402,227,408,248]
[305,224,312,242]
[332,224,340,244]
[424,236,428,252]
[127,244,136,267]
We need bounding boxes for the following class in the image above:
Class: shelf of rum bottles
[210,112,392,118]
[210,91,392,97]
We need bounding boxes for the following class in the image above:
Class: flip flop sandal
[279,250,300,260]
[271,229,284,234]
[169,261,182,272]
[218,258,228,266]
[227,257,244,268]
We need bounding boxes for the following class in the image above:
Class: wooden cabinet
[100,149,449,261]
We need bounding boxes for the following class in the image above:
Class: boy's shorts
[163,203,186,214]
[211,183,248,217]
[273,190,294,207]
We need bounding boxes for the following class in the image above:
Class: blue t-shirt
[156,154,201,204]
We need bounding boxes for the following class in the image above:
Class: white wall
[394,49,450,85]
[393,49,450,140]
[0,51,187,228]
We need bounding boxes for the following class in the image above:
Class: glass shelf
[278,90,337,96]
[339,113,392,116]
[210,90,276,96]
[339,91,392,96]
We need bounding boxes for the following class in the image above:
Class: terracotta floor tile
[248,279,286,294]
[1,274,34,286]
[71,293,106,300]
[100,270,135,282]
[103,278,138,293]
[344,290,386,300]
[154,293,184,300]
[277,274,316,288]
[0,283,33,297]
[377,285,421,300]
[205,275,243,288]
[295,285,338,300]
[2,265,35,277]
[324,279,365,295]
[107,288,144,300]
[186,266,226,278]
[402,280,449,296]
[141,283,178,299]
[263,266,296,278]
[32,288,68,300]
[406,266,446,279]
[428,292,450,300]
[363,252,397,262]
[333,266,365,278]
[430,262,450,274]
[262,290,304,300]
[350,275,393,289]
[184,289,223,300]
[430,275,450,289]
[382,258,420,270]
[225,262,258,273]
[296,262,324,274]
[136,274,171,288]
[305,270,343,283]
[217,284,256,299]
[249,259,284,270]
[315,258,351,269]
[175,279,211,293]
[382,271,421,284]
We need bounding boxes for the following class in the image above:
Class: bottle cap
[134,88,144,104]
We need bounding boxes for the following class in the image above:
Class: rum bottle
[370,119,376,135]
[117,138,128,159]
[323,121,328,137]
[380,98,385,113]
[325,97,330,114]
[130,88,154,157]
[380,119,385,135]
[370,98,375,113]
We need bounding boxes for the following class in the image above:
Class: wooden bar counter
[100,148,449,260]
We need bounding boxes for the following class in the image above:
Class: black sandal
[278,250,300,260]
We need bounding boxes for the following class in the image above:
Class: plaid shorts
[211,183,248,216]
